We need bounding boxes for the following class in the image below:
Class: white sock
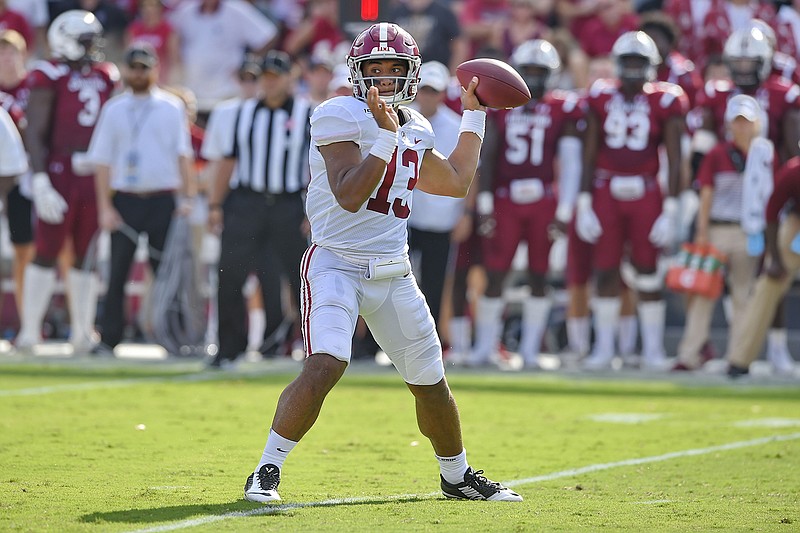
[18,264,57,344]
[519,297,551,363]
[767,328,789,355]
[258,429,298,471]
[591,298,621,358]
[247,308,266,351]
[436,448,469,484]
[448,316,471,354]
[638,300,666,360]
[67,269,98,347]
[567,316,590,355]
[470,297,505,364]
[617,315,638,356]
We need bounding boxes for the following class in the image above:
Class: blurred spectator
[408,61,463,341]
[459,0,510,58]
[549,26,589,89]
[0,29,33,332]
[663,0,716,72]
[169,0,278,124]
[492,0,553,58]
[778,1,800,54]
[389,0,466,72]
[577,0,639,58]
[0,0,33,52]
[640,11,703,106]
[726,153,800,377]
[327,62,352,97]
[555,0,601,38]
[701,0,777,65]
[283,0,344,60]
[88,43,196,352]
[16,10,119,352]
[126,0,180,84]
[303,52,334,107]
[7,0,46,57]
[674,95,776,371]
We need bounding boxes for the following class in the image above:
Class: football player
[469,39,583,369]
[242,23,522,503]
[576,31,688,370]
[15,11,119,352]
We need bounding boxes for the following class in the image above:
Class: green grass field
[1,358,799,532]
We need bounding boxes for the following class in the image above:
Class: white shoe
[641,350,668,371]
[244,464,281,503]
[14,333,40,350]
[767,346,796,376]
[583,350,614,370]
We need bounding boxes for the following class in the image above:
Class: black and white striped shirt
[228,96,312,194]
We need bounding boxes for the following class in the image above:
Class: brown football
[456,58,531,109]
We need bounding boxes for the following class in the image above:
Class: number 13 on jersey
[367,147,420,219]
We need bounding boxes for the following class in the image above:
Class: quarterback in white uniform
[243,22,522,503]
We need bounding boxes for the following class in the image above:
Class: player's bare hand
[208,207,223,236]
[367,86,399,132]
[548,219,568,240]
[99,206,122,232]
[461,76,486,112]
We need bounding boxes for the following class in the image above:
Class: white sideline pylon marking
[125,432,800,533]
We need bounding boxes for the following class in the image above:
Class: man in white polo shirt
[88,43,196,352]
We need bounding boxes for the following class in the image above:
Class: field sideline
[2,357,799,532]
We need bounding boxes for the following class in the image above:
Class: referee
[207,50,311,368]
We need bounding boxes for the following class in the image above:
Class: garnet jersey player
[16,10,119,352]
[693,27,800,165]
[576,31,688,371]
[470,39,584,368]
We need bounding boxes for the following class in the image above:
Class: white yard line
[125,431,800,533]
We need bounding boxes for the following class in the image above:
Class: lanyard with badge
[126,96,153,186]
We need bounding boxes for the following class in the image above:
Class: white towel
[740,137,774,235]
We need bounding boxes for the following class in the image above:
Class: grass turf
[1,360,798,532]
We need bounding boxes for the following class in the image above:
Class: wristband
[476,191,494,216]
[369,128,398,164]
[459,109,486,141]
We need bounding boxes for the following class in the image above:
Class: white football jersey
[307,96,435,261]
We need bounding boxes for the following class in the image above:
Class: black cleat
[244,463,281,502]
[441,467,522,501]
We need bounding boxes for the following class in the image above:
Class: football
[456,58,531,109]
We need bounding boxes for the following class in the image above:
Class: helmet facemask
[349,56,420,106]
[519,65,551,99]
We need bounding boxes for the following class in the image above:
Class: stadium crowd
[1,0,799,379]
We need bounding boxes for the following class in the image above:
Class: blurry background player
[576,31,687,371]
[408,60,463,341]
[690,26,800,369]
[469,39,584,369]
[16,10,118,352]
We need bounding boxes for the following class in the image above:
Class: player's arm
[207,157,235,234]
[319,86,400,213]
[664,115,684,197]
[416,77,485,198]
[780,107,800,160]
[579,108,598,193]
[23,87,54,173]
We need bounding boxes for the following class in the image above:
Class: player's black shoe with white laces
[244,463,281,502]
[440,467,523,501]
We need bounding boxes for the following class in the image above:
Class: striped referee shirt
[227,96,312,194]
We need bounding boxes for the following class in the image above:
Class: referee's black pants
[100,192,175,347]
[408,226,452,330]
[216,188,307,361]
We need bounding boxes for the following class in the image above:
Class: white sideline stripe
[125,432,800,533]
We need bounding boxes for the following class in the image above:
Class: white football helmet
[511,39,561,95]
[611,31,661,82]
[723,28,773,88]
[47,10,103,62]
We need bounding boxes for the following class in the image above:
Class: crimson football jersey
[25,60,118,157]
[695,77,800,151]
[587,79,688,177]
[657,51,703,108]
[490,90,584,189]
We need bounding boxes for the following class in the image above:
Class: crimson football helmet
[47,10,103,62]
[723,27,773,89]
[346,22,422,106]
[611,31,661,83]
[511,39,561,96]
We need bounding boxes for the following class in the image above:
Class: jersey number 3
[367,148,419,219]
